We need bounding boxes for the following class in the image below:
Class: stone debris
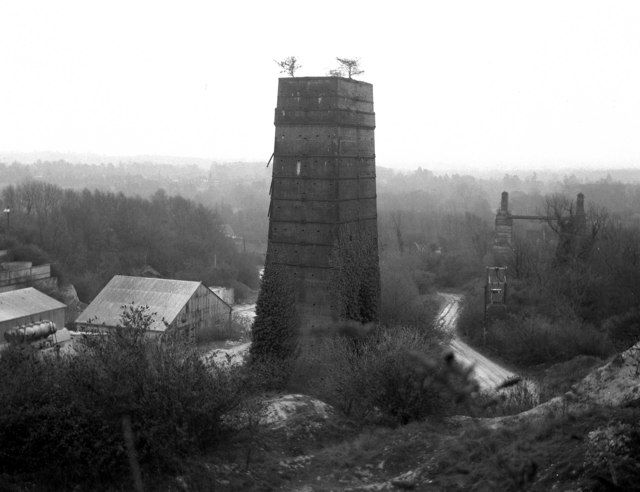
[479,341,640,429]
[262,394,334,429]
[201,341,251,367]
[389,470,419,489]
[573,343,640,406]
[279,455,313,470]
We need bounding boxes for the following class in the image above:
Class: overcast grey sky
[1,1,639,172]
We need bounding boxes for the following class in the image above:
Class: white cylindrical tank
[4,320,57,343]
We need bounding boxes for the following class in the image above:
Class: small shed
[75,276,232,343]
[0,287,67,345]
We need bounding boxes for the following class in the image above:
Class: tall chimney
[500,191,509,214]
[265,77,380,333]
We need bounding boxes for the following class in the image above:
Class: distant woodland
[3,158,640,334]
[0,179,262,302]
[0,160,271,250]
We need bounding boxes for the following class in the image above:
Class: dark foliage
[459,280,614,367]
[0,306,243,489]
[291,325,453,425]
[250,265,300,388]
[330,225,380,324]
[378,252,440,327]
[0,181,261,302]
[602,308,640,351]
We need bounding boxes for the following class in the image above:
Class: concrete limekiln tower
[266,77,379,333]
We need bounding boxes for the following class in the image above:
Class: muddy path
[436,292,518,392]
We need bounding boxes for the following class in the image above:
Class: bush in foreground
[0,306,244,489]
[291,324,458,425]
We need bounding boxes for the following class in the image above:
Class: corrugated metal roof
[75,276,202,331]
[0,287,67,323]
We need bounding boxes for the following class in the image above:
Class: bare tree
[18,180,39,216]
[544,193,574,235]
[508,232,552,282]
[274,56,301,77]
[587,203,609,239]
[544,193,608,263]
[464,212,490,261]
[333,58,364,79]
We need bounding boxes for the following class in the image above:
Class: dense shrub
[0,306,243,489]
[434,251,484,288]
[291,325,455,425]
[505,277,573,319]
[458,280,614,367]
[584,420,640,490]
[602,308,640,351]
[379,253,439,327]
[250,265,300,388]
[471,380,540,417]
[412,269,436,295]
[380,268,421,325]
[229,279,255,304]
[330,226,380,324]
[484,314,613,366]
[534,355,604,403]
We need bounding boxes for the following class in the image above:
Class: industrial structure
[266,77,380,332]
[493,192,515,266]
[492,191,587,265]
[0,250,56,294]
[484,266,507,318]
[75,276,232,343]
[489,191,587,316]
[0,287,67,344]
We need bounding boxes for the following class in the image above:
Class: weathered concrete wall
[267,77,380,333]
[0,264,52,291]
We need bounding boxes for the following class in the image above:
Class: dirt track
[436,293,518,392]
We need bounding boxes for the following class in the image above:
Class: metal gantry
[483,266,507,342]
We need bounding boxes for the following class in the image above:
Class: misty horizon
[2,1,640,172]
[1,149,639,179]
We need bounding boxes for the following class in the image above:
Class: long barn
[75,276,232,343]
